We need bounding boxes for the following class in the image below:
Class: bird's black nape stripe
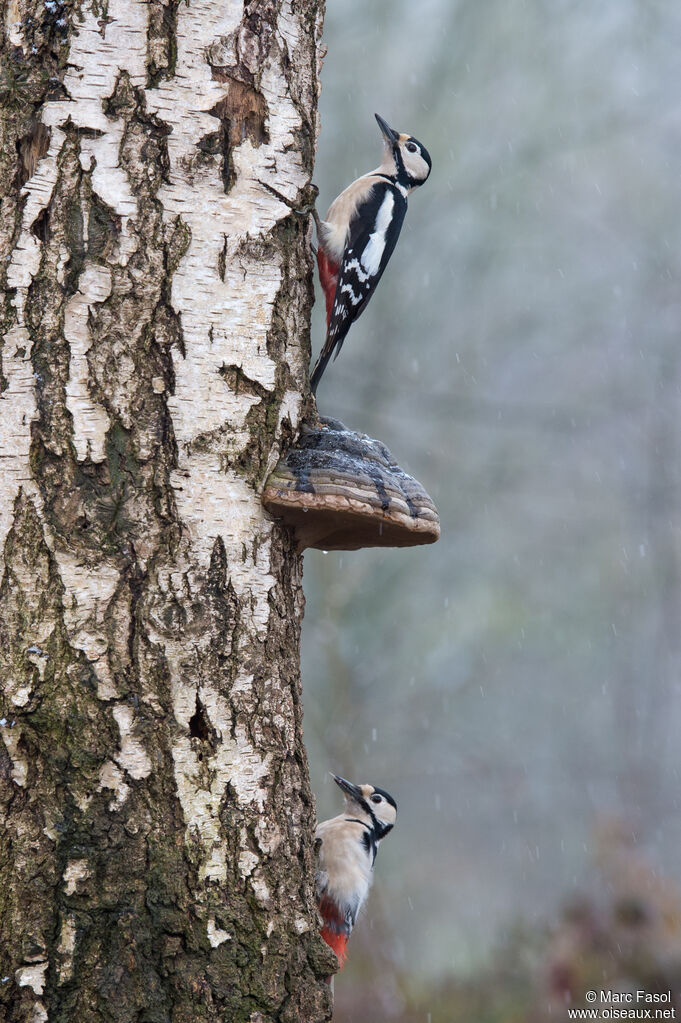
[372,786,397,810]
[360,802,392,844]
[357,794,374,818]
[356,795,384,839]
[373,820,393,841]
[393,142,407,185]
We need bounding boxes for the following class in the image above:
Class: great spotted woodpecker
[315,774,397,967]
[310,113,432,393]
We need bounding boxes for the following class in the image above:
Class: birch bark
[0,0,332,1019]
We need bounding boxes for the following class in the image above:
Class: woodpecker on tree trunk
[315,774,397,968]
[310,113,432,393]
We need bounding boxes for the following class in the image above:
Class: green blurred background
[301,2,681,1019]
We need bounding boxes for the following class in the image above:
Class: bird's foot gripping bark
[258,179,321,257]
[258,179,319,218]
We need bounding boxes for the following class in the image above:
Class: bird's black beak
[375,113,399,146]
[333,775,364,801]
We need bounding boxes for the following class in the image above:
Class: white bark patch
[238,847,259,878]
[98,759,131,810]
[4,0,24,49]
[254,817,283,856]
[30,1003,48,1023]
[207,918,232,948]
[72,791,92,814]
[1,0,147,575]
[42,0,147,143]
[43,812,59,843]
[53,552,121,700]
[9,685,32,708]
[64,263,113,462]
[202,691,270,811]
[156,615,275,878]
[142,0,308,638]
[2,725,28,787]
[15,962,48,995]
[57,916,77,984]
[168,462,277,637]
[147,0,283,494]
[26,644,50,681]
[112,704,152,780]
[0,330,40,578]
[172,700,271,881]
[250,874,272,908]
[63,859,90,896]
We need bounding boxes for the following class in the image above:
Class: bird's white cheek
[404,152,429,181]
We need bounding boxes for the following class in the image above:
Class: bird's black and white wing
[310,181,407,390]
[328,181,407,352]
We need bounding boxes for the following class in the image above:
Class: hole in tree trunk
[30,207,51,244]
[189,696,210,741]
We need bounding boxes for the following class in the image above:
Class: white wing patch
[360,191,395,276]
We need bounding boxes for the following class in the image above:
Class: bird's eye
[406,142,418,154]
[370,794,383,804]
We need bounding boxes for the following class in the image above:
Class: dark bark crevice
[146,0,181,88]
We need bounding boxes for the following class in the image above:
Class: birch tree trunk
[0,0,332,1019]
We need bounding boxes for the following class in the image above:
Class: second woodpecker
[310,113,432,393]
[315,774,397,967]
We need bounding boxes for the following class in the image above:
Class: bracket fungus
[262,417,440,552]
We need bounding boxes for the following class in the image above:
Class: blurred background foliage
[301,0,681,1019]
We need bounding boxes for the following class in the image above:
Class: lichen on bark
[0,0,331,1019]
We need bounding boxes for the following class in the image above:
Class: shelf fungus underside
[262,417,441,551]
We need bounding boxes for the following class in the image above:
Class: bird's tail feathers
[332,336,346,362]
[310,326,349,393]
[310,342,335,394]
